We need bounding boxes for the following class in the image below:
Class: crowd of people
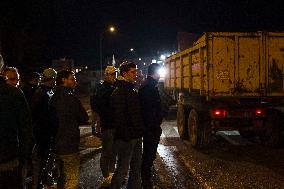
[0,66,88,189]
[0,61,165,189]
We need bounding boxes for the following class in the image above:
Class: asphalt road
[78,120,284,189]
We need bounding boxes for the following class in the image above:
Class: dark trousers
[100,128,116,178]
[141,127,162,189]
[32,145,50,189]
[0,167,22,189]
[111,138,142,189]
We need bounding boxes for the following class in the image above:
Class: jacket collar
[56,86,74,94]
[146,76,158,87]
[103,80,113,87]
[39,84,53,92]
[118,79,135,89]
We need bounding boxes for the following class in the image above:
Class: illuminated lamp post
[100,26,116,80]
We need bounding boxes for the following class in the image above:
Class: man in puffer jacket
[49,70,88,189]
[111,62,144,189]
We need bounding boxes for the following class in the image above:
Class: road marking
[161,126,180,138]
[216,131,251,145]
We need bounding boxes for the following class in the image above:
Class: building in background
[52,58,74,72]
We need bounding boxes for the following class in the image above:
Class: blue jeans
[100,128,116,178]
[111,138,142,189]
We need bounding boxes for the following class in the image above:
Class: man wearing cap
[30,68,58,189]
[90,65,117,187]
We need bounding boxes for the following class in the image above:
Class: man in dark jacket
[0,74,33,188]
[111,62,144,189]
[22,71,41,105]
[31,68,57,189]
[90,66,117,187]
[49,70,88,189]
[138,63,164,189]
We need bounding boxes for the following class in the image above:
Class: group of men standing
[0,67,88,189]
[0,61,164,189]
[91,62,164,189]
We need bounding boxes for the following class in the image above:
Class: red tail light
[255,108,265,116]
[212,109,228,118]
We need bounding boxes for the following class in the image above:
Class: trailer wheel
[188,109,200,147]
[260,113,282,147]
[188,109,211,148]
[177,104,188,139]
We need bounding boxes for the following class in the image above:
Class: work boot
[142,180,153,189]
[101,173,113,187]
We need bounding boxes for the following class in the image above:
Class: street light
[109,27,115,32]
[100,26,116,80]
[160,55,166,60]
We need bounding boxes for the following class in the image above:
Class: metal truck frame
[165,32,284,147]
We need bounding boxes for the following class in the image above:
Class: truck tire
[188,109,211,148]
[177,104,188,139]
[260,113,282,147]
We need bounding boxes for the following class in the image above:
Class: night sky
[0,0,284,71]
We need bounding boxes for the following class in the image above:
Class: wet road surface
[78,121,200,189]
[78,120,284,189]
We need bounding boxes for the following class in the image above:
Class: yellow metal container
[165,32,284,97]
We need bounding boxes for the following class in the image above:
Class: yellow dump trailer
[165,32,284,147]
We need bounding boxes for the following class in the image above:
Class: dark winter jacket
[138,77,163,131]
[22,83,38,105]
[49,86,88,155]
[90,81,115,130]
[0,76,33,167]
[31,84,56,152]
[111,80,144,141]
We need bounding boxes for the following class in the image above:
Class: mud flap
[200,114,212,147]
[259,112,282,147]
[177,104,189,139]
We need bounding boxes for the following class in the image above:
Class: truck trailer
[165,32,284,147]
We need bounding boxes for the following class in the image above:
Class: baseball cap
[105,66,117,74]
[43,68,57,78]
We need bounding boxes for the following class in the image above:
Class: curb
[80,147,101,156]
[79,135,102,162]
[80,147,102,163]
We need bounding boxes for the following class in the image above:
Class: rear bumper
[212,118,264,132]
